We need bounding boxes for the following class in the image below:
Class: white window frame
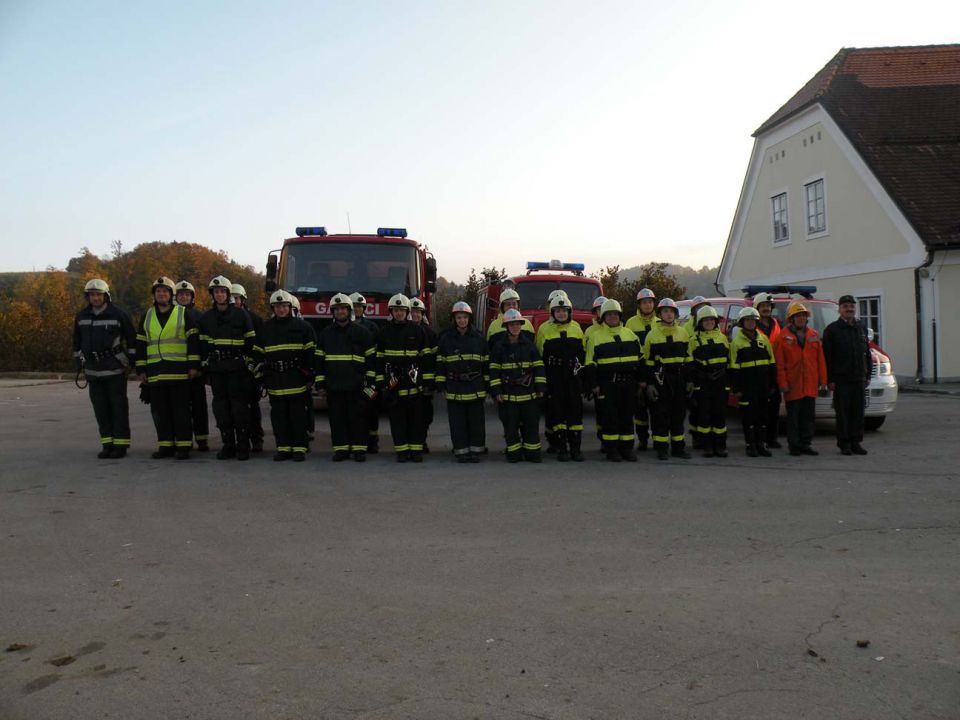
[803,174,829,240]
[855,291,884,347]
[770,189,790,246]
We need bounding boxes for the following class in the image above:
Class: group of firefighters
[73,276,873,464]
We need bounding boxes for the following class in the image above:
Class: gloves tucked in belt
[646,385,659,403]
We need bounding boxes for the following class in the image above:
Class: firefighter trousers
[269,393,308,453]
[691,381,727,443]
[447,399,485,456]
[738,387,767,441]
[149,381,192,448]
[89,374,130,447]
[545,380,583,449]
[651,375,687,450]
[328,389,368,453]
[785,396,816,450]
[764,387,782,443]
[366,395,381,449]
[634,391,651,444]
[498,399,541,460]
[248,378,263,444]
[599,381,636,451]
[189,375,209,443]
[209,371,251,442]
[388,394,425,453]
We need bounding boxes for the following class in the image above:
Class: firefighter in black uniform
[198,276,256,460]
[410,297,437,453]
[135,276,201,459]
[316,293,377,462]
[753,292,784,449]
[538,294,586,462]
[584,299,641,462]
[641,298,692,460]
[728,306,776,457]
[73,279,136,458]
[176,280,210,451]
[489,309,546,463]
[436,301,488,463]
[687,305,730,458]
[377,294,434,462]
[231,283,265,453]
[351,292,382,453]
[625,288,658,450]
[254,290,316,461]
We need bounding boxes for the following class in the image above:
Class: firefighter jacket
[822,318,873,384]
[356,316,379,337]
[135,304,201,383]
[376,320,435,397]
[537,319,585,390]
[687,328,730,387]
[642,323,690,385]
[757,315,781,344]
[486,315,536,350]
[625,312,658,347]
[489,334,545,402]
[774,325,827,401]
[73,303,137,378]
[315,321,376,393]
[728,330,776,395]
[254,315,316,397]
[436,326,488,401]
[198,305,256,373]
[584,324,641,390]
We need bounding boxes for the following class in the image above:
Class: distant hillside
[619,264,718,299]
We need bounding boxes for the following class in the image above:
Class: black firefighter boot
[97,444,113,459]
[217,430,236,460]
[235,430,250,461]
[745,427,758,457]
[671,439,692,460]
[568,432,584,462]
[556,433,570,462]
[714,432,728,458]
[756,426,772,457]
[702,433,715,458]
[619,439,637,462]
[604,441,622,462]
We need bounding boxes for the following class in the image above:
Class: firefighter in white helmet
[537,293,586,461]
[73,279,137,458]
[687,305,730,458]
[626,287,657,450]
[229,282,265,452]
[640,297,692,460]
[436,301,488,462]
[349,292,381,452]
[176,280,210,452]
[486,288,535,349]
[409,297,437,453]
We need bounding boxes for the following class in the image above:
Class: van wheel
[864,417,885,431]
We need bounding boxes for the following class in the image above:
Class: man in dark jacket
[822,295,873,456]
[316,293,377,462]
[198,276,256,460]
[73,279,137,458]
[231,283,265,453]
[351,292,382,453]
[176,280,210,451]
[436,301,488,463]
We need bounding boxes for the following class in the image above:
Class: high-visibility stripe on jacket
[728,330,775,396]
[642,323,690,383]
[584,323,641,390]
[198,305,256,373]
[538,319,585,387]
[625,312,657,347]
[489,334,545,402]
[688,328,730,387]
[316,321,376,392]
[254,316,316,396]
[436,325,488,401]
[135,304,200,383]
[376,319,434,397]
[73,302,136,376]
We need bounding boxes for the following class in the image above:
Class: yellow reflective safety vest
[136,304,200,383]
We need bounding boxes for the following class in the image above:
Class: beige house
[717,45,960,382]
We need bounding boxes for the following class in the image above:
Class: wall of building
[931,253,960,381]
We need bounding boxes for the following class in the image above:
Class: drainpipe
[914,250,934,383]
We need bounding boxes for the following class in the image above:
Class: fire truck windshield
[515,280,599,311]
[282,242,420,297]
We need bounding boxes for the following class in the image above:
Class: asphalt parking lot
[1,381,958,720]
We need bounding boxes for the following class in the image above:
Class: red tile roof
[754,45,960,247]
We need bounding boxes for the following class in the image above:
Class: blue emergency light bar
[377,227,408,238]
[295,227,327,237]
[526,261,586,272]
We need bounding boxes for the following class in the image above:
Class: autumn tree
[593,263,686,316]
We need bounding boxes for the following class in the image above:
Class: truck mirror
[425,279,437,293]
[425,256,437,283]
[265,255,278,292]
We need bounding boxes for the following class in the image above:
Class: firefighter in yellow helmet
[641,297,692,460]
[73,279,136,458]
[728,306,777,457]
[687,305,730,458]
[135,276,202,459]
[537,293,586,461]
[377,294,434,462]
[253,290,316,461]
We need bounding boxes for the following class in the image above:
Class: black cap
[837,294,856,305]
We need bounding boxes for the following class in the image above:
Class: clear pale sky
[2,1,957,284]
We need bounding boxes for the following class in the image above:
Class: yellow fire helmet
[695,305,719,328]
[786,301,810,320]
[600,298,622,320]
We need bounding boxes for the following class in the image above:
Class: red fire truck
[264,226,438,333]
[477,260,603,332]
